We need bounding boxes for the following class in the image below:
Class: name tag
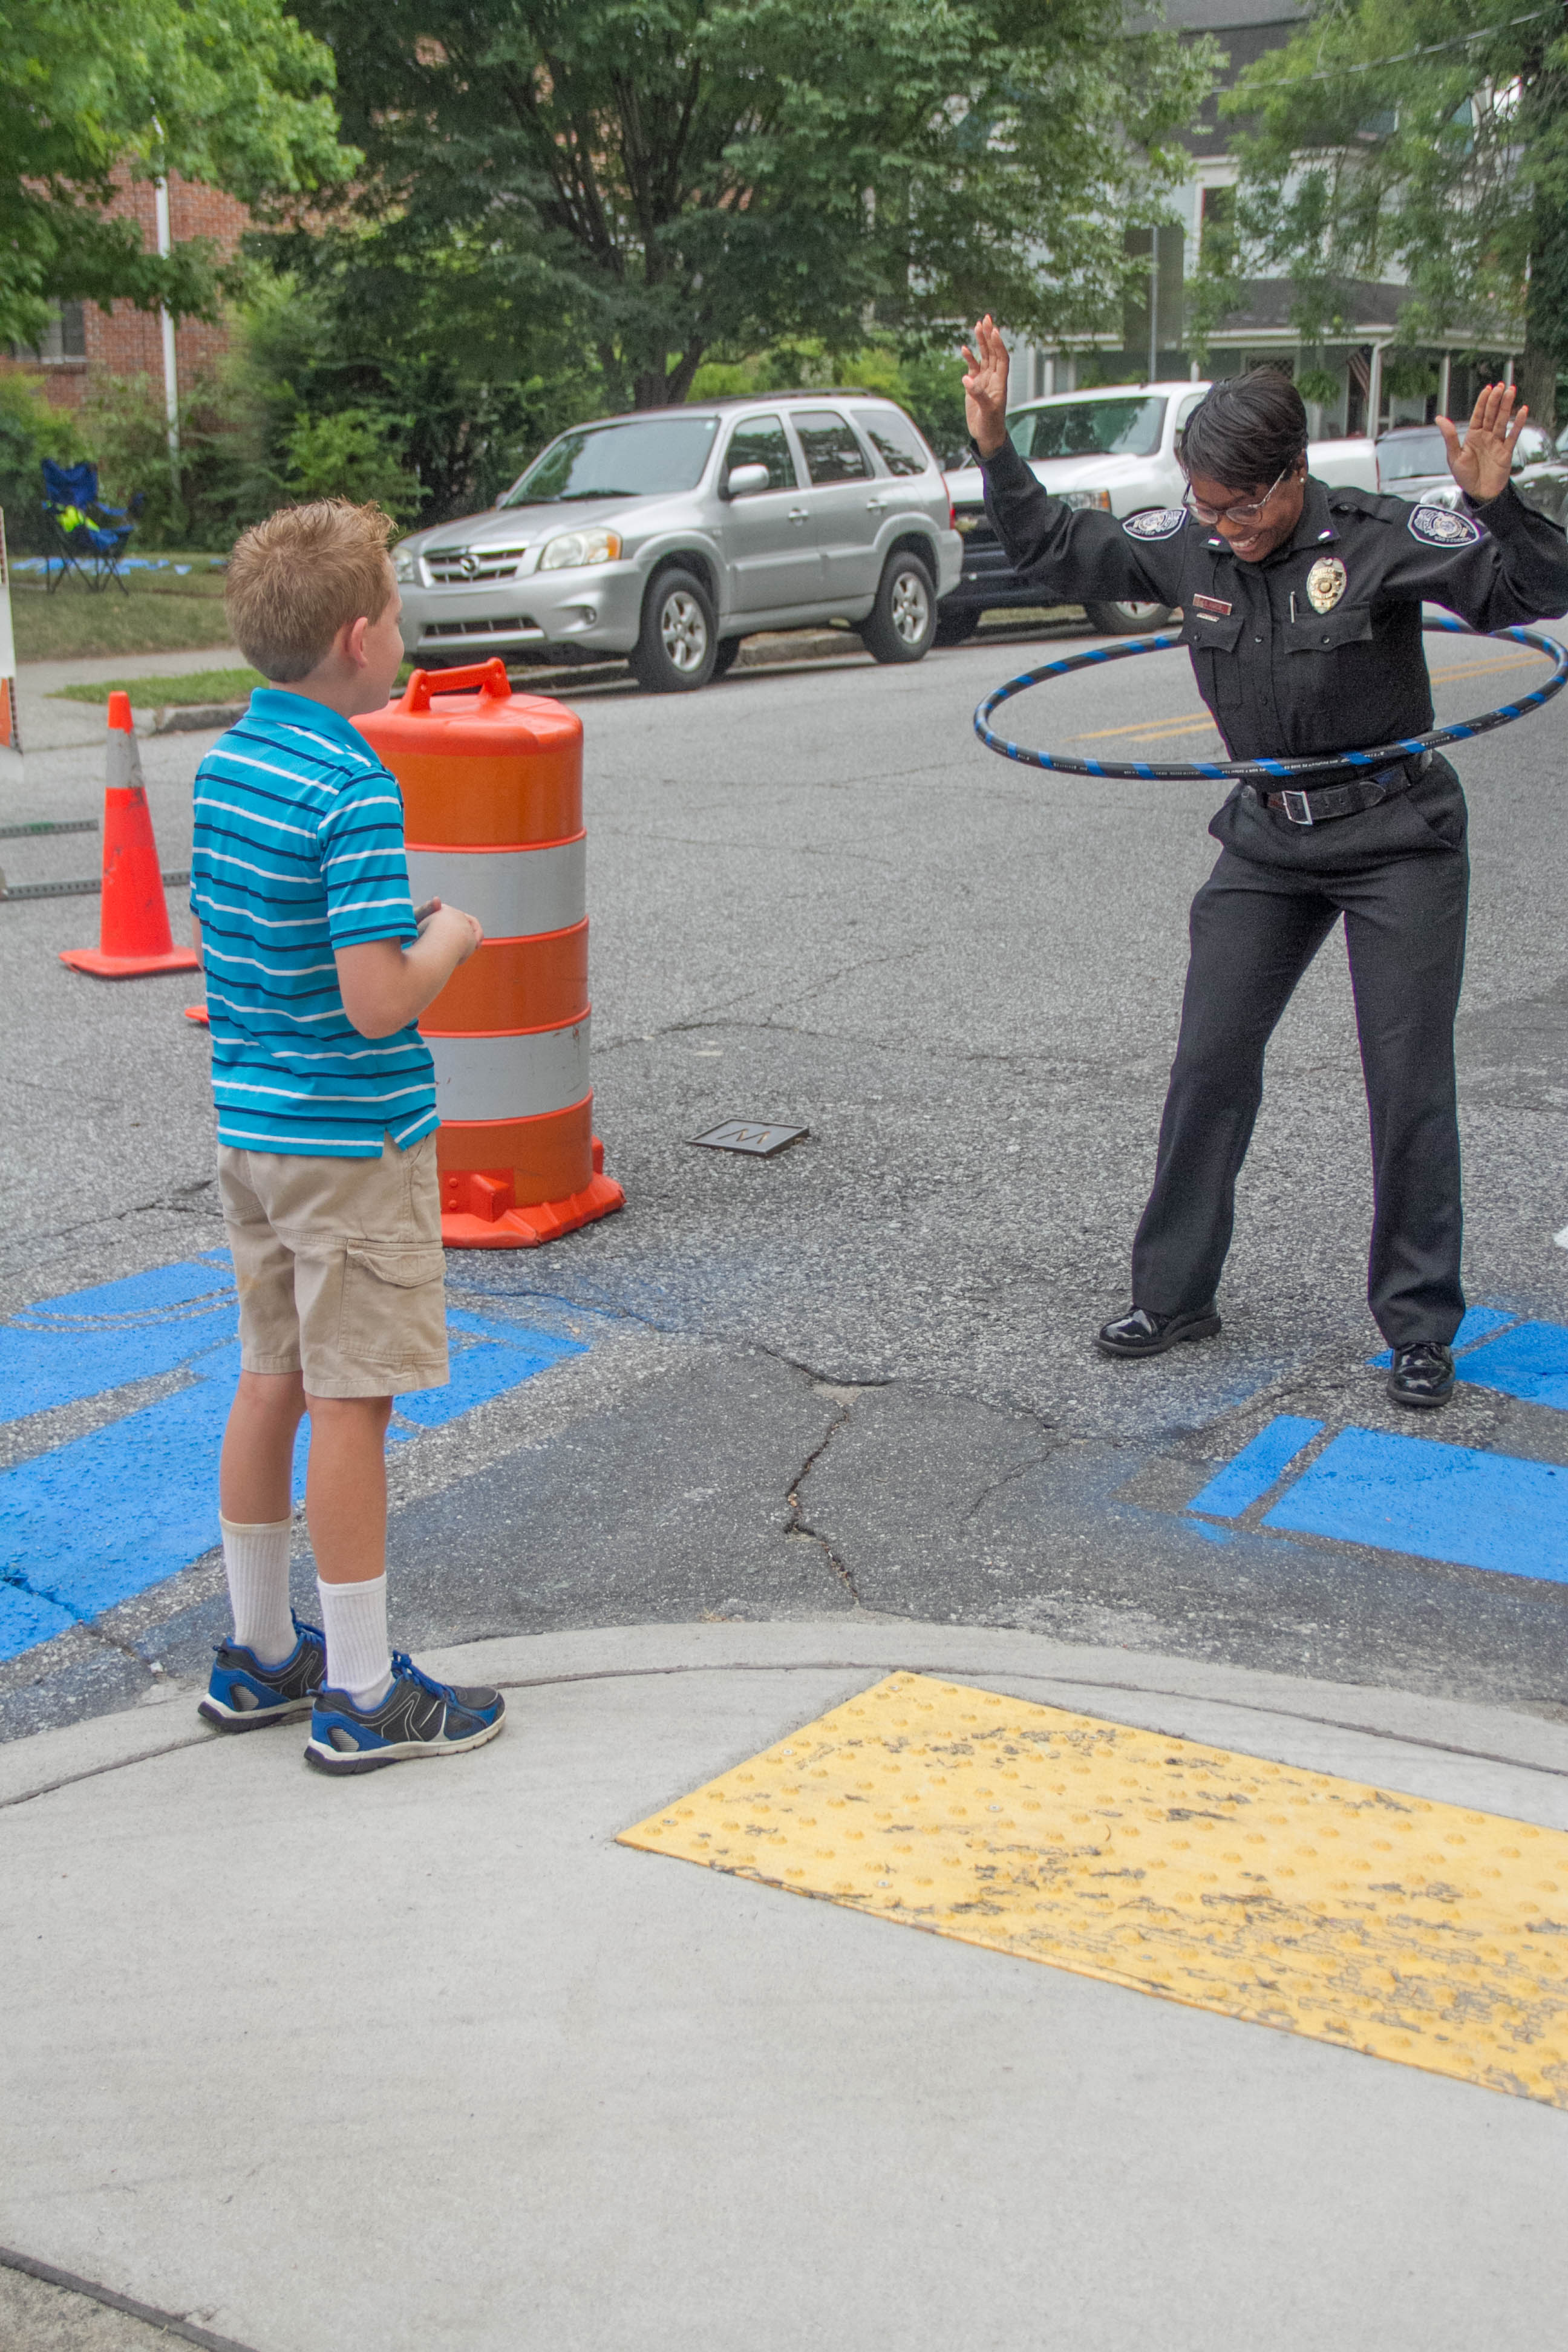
[1192,594,1232,617]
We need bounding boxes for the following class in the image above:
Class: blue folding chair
[41,459,140,594]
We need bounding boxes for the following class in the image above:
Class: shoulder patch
[1409,502,1483,547]
[1122,506,1186,541]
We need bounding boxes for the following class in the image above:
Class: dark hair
[1180,368,1308,491]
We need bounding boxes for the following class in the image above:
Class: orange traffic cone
[60,693,200,979]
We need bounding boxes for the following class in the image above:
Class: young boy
[189,498,505,1775]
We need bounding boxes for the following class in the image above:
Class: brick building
[4,174,250,411]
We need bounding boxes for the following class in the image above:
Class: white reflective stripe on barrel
[427,1017,592,1122]
[405,835,585,942]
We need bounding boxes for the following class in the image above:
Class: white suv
[393,393,962,691]
[939,380,1214,641]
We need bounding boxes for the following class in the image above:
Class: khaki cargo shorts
[218,1134,449,1399]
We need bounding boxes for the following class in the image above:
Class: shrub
[79,368,272,550]
[281,407,422,521]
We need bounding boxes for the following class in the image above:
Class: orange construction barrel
[356,659,625,1249]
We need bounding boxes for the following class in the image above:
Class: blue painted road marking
[391,1308,577,1434]
[2,1340,281,1654]
[1454,1321,1568,1411]
[1367,1303,1517,1371]
[1262,1426,1568,1584]
[1,1258,584,1664]
[0,1255,238,1422]
[1187,1415,1323,1520]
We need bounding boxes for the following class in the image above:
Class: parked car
[939,393,1568,645]
[393,393,962,691]
[938,381,1213,639]
[1371,419,1568,526]
[1300,435,1379,492]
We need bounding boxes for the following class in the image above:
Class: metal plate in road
[690,1120,809,1157]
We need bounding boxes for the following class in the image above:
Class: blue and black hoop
[973,615,1568,784]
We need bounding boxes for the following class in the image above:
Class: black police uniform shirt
[978,434,1568,799]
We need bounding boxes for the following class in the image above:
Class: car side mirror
[724,463,771,499]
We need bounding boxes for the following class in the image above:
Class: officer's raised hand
[961,315,1011,459]
[1439,382,1528,504]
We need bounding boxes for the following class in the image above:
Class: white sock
[317,1575,393,1710]
[220,1514,295,1665]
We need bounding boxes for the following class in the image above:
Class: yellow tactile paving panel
[619,1674,1568,2107]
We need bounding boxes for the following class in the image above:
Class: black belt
[1246,751,1432,827]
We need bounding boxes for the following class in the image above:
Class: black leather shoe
[1097,1303,1221,1359]
[1386,1342,1455,1409]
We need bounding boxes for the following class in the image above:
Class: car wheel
[630,566,716,690]
[860,550,936,664]
[711,635,743,678]
[1083,596,1177,635]
[933,606,980,647]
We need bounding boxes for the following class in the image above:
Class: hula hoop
[973,615,1568,783]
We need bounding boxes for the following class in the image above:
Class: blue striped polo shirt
[189,689,437,1158]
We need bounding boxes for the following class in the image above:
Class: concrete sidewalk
[2,1618,1564,2352]
[13,649,251,756]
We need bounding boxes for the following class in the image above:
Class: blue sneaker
[304,1652,505,1776]
[199,1615,325,1731]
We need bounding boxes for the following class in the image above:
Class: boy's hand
[336,904,485,1038]
[960,315,1011,460]
[426,902,483,961]
[1440,382,1527,505]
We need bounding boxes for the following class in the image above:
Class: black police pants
[1129,774,1469,1348]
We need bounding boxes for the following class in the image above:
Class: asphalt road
[5,616,1568,1737]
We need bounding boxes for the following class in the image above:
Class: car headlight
[393,546,419,583]
[538,528,622,571]
[1060,489,1112,511]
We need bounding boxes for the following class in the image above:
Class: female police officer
[961,316,1568,1407]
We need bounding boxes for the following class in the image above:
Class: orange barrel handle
[397,659,514,713]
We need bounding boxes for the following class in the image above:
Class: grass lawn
[11,560,237,662]
[53,665,263,707]
[54,659,422,706]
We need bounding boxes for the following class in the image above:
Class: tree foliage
[1209,1,1568,422]
[1,0,356,347]
[293,0,1215,412]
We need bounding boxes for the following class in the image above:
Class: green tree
[1212,1,1568,426]
[293,0,1215,413]
[1,0,356,347]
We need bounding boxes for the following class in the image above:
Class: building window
[1199,185,1236,263]
[7,301,86,364]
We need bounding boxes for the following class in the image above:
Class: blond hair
[225,500,397,681]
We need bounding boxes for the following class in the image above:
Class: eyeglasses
[1182,464,1293,529]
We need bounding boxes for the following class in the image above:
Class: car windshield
[501,416,720,506]
[1377,431,1450,482]
[1010,396,1166,463]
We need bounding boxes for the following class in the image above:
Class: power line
[1263,7,1555,87]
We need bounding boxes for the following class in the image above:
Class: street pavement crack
[785,1399,860,1603]
[959,1445,1060,1523]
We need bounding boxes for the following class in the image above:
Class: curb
[150,702,244,734]
[4,1618,1563,1814]
[111,616,1092,734]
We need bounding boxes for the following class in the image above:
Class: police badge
[1305,555,1347,613]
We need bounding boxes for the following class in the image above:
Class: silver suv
[393,393,962,691]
